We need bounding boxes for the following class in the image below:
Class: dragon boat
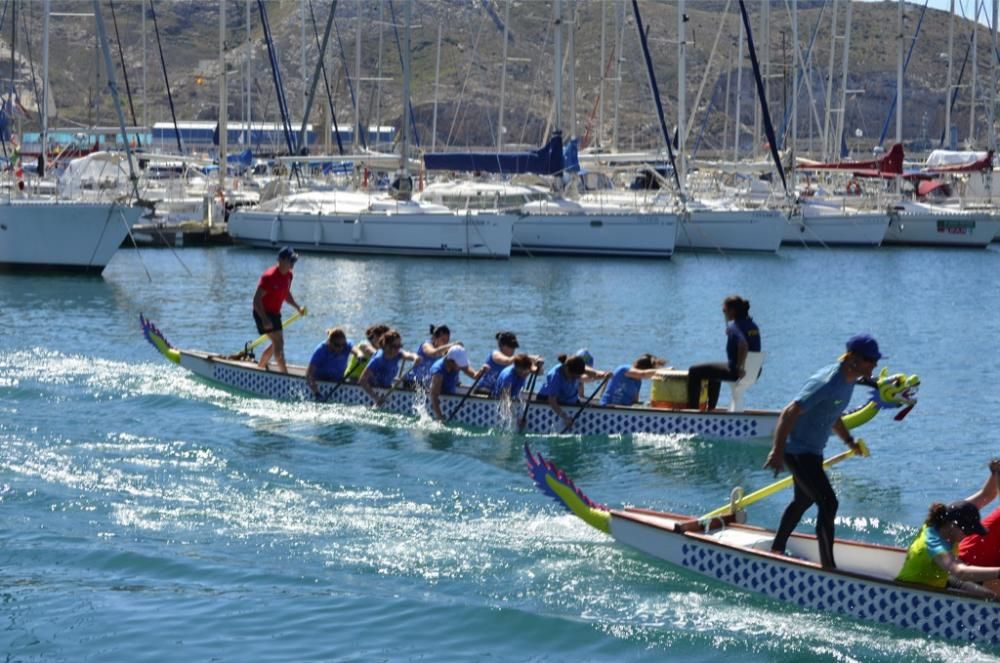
[526,445,1000,646]
[139,315,918,440]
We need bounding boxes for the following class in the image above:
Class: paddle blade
[525,443,611,534]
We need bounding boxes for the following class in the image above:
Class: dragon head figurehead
[842,367,920,430]
[870,367,920,411]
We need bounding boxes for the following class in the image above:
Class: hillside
[4,0,995,158]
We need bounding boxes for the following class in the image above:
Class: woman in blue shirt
[600,353,668,406]
[686,295,761,409]
[428,346,487,421]
[537,353,608,431]
[477,331,521,393]
[492,354,543,401]
[359,329,420,406]
[306,326,365,399]
[406,324,460,385]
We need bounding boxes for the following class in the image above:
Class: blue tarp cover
[423,132,564,175]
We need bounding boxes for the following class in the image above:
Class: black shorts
[253,310,282,335]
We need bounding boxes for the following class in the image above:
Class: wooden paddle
[232,306,308,359]
[699,439,870,521]
[517,370,542,432]
[445,372,485,423]
[560,372,612,433]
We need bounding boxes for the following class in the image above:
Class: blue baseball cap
[846,334,883,361]
[277,246,298,264]
[575,348,594,366]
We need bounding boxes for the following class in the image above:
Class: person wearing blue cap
[686,295,760,410]
[763,333,882,569]
[252,246,303,373]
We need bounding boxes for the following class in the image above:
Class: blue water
[3,245,1000,661]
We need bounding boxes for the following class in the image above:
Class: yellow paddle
[700,439,870,521]
[232,306,308,358]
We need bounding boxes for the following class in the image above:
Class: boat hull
[676,209,785,253]
[511,213,678,257]
[228,209,514,258]
[178,351,776,439]
[782,209,889,246]
[0,201,143,273]
[609,509,1000,645]
[884,207,999,247]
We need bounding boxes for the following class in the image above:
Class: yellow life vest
[896,525,954,588]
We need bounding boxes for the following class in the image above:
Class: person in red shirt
[958,459,1000,594]
[252,246,304,373]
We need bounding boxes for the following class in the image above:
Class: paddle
[699,439,871,521]
[518,371,540,432]
[232,306,308,359]
[376,359,410,407]
[561,372,612,433]
[445,372,485,423]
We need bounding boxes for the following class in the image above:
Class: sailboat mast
[497,0,510,151]
[41,0,49,164]
[220,0,228,200]
[553,0,563,134]
[678,0,686,184]
[734,14,743,161]
[401,0,411,177]
[943,0,954,148]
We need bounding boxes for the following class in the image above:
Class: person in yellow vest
[896,460,1000,598]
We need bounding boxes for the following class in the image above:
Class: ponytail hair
[429,324,451,339]
[633,353,658,370]
[724,295,751,319]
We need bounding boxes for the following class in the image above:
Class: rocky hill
[5,0,995,158]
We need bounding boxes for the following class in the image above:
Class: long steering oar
[233,306,308,359]
[700,439,870,522]
[561,372,612,433]
[446,372,485,423]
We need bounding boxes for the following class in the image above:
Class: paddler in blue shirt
[600,353,668,406]
[537,350,609,431]
[405,324,460,386]
[306,326,365,399]
[763,334,880,569]
[492,354,544,401]
[359,329,420,406]
[428,346,487,421]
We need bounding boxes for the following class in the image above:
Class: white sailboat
[0,0,142,274]
[228,0,513,259]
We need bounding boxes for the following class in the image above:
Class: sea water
[2,245,1000,661]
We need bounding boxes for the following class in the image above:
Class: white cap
[446,345,469,368]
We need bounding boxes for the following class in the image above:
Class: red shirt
[958,505,1000,566]
[257,265,293,314]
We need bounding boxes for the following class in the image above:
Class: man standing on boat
[252,246,304,373]
[763,334,880,569]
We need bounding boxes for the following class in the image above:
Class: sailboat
[0,0,142,274]
[228,0,513,258]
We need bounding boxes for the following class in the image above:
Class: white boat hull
[0,200,143,273]
[178,350,776,439]
[512,213,677,257]
[610,508,1000,645]
[229,209,514,258]
[676,208,785,253]
[783,208,889,246]
[884,206,999,247]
